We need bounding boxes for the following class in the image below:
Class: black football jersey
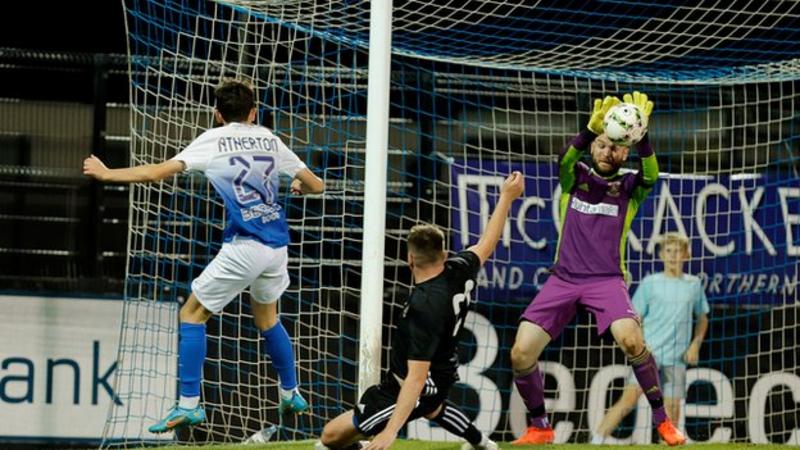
[389,250,481,386]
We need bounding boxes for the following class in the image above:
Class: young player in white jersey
[592,233,710,443]
[83,79,324,433]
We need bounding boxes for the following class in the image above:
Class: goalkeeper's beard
[592,159,622,177]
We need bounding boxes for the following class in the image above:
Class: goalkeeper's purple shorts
[520,274,639,338]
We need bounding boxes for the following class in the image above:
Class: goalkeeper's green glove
[623,91,654,120]
[587,95,621,135]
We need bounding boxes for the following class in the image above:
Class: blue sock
[261,321,297,390]
[179,323,207,399]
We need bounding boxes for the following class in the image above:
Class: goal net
[104,0,800,446]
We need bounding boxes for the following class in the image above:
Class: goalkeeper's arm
[635,134,659,188]
[624,91,658,188]
[558,129,595,191]
[82,155,184,183]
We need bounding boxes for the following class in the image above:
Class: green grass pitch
[153,441,790,450]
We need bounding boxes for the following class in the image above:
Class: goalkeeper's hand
[623,91,654,120]
[587,95,621,134]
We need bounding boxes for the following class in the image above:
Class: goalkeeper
[83,79,324,432]
[509,92,686,446]
[592,232,710,443]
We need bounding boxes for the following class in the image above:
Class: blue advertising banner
[450,160,799,303]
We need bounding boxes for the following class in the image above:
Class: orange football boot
[511,425,555,445]
[657,419,687,446]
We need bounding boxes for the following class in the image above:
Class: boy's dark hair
[407,224,446,268]
[214,79,256,123]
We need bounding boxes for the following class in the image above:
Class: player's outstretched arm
[82,155,185,183]
[364,360,431,450]
[290,168,325,195]
[467,171,524,266]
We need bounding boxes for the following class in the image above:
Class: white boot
[591,433,606,445]
[460,434,498,450]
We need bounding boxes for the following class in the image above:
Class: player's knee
[424,403,444,420]
[179,298,212,323]
[320,424,342,447]
[251,300,279,331]
[510,343,537,372]
[619,334,644,356]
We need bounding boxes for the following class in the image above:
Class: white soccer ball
[602,103,648,146]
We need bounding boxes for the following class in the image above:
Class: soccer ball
[603,103,648,146]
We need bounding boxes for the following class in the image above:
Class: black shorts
[352,376,451,436]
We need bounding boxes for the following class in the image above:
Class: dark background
[0,3,127,54]
[0,2,132,295]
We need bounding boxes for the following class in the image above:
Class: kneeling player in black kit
[316,171,524,450]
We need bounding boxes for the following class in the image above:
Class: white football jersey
[172,122,306,248]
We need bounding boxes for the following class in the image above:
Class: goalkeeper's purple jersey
[552,130,659,283]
